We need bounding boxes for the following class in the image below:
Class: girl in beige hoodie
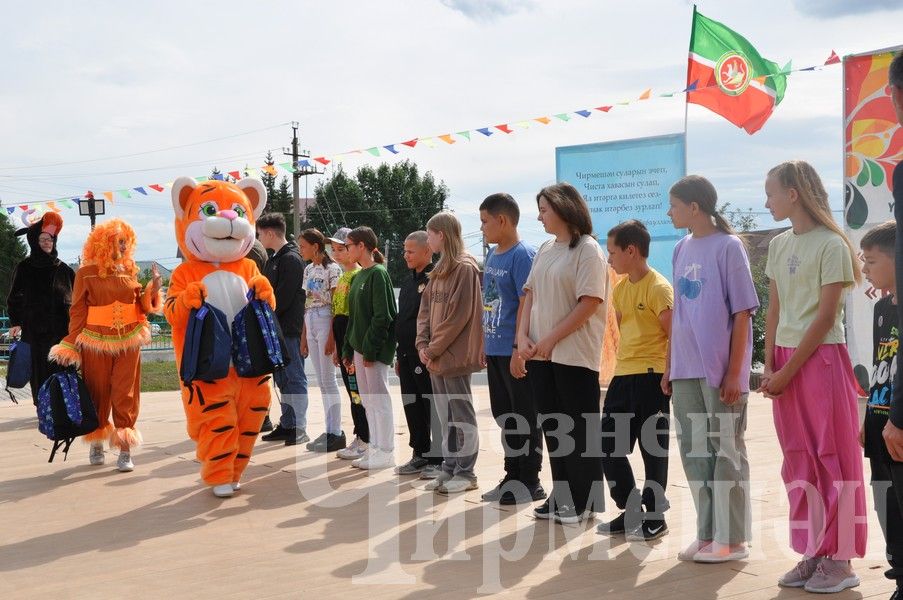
[416,211,485,494]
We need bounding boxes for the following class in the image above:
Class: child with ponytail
[666,175,759,563]
[341,227,398,470]
[761,160,867,593]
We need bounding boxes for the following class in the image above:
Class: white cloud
[438,0,536,21]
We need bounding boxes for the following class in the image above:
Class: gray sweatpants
[430,374,479,480]
[672,378,751,545]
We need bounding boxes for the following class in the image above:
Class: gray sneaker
[89,443,105,466]
[395,456,429,475]
[778,557,819,588]
[117,452,134,472]
[803,559,859,594]
[419,464,443,480]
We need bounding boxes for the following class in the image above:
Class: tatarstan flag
[687,7,787,134]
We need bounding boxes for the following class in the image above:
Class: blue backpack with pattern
[37,368,99,462]
[231,290,290,378]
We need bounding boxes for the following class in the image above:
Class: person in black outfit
[859,222,902,598]
[256,213,309,445]
[394,231,444,477]
[6,212,75,405]
[246,237,274,432]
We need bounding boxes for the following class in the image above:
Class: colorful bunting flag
[314,157,330,165]
[825,50,840,65]
[103,191,113,202]
[595,106,612,112]
[383,144,399,154]
[133,187,147,195]
[401,139,418,148]
[534,116,551,124]
[476,127,493,137]
[638,88,652,100]
[438,134,456,144]
[456,131,471,140]
[495,124,513,134]
[554,113,571,122]
[365,147,380,156]
[575,110,592,117]
[149,184,164,192]
[228,171,241,180]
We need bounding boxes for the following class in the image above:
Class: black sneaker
[481,477,513,502]
[625,518,669,542]
[499,482,547,506]
[533,499,552,520]
[261,424,292,442]
[887,567,901,581]
[305,433,327,451]
[596,510,644,535]
[284,429,310,446]
[325,432,347,452]
[553,505,594,525]
[260,415,274,433]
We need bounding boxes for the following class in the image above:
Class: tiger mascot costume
[165,177,274,498]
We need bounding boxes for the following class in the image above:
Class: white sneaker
[337,438,367,460]
[116,452,134,472]
[351,448,372,469]
[360,448,395,470]
[424,471,453,491]
[89,442,105,466]
[212,484,234,498]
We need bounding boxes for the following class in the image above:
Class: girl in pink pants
[761,160,867,594]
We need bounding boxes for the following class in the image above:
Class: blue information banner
[555,133,686,279]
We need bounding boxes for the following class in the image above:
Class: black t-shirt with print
[865,295,899,461]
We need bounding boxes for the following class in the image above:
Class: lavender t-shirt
[670,232,759,391]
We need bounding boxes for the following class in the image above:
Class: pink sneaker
[692,542,749,563]
[803,559,859,594]
[678,540,711,561]
[778,557,819,588]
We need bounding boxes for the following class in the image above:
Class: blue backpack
[180,302,231,386]
[37,368,99,462]
[231,290,290,378]
[5,340,31,403]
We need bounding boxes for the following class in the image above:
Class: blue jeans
[273,335,308,430]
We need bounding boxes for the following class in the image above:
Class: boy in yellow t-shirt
[598,219,673,542]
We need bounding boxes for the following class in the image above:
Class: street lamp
[78,191,105,230]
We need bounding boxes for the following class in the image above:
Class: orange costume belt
[87,301,143,330]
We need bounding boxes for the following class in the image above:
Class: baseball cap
[327,227,352,245]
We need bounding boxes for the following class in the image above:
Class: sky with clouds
[1,0,902,269]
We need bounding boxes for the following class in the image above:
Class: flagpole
[683,5,696,175]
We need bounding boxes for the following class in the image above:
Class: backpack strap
[6,384,19,404]
[48,437,75,463]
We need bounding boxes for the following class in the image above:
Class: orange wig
[80,218,139,278]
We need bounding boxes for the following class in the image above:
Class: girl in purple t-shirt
[760,161,866,593]
[666,175,759,564]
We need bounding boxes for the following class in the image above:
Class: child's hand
[762,367,791,397]
[720,373,742,406]
[510,353,527,379]
[480,351,487,369]
[884,421,903,461]
[533,335,557,360]
[332,351,340,367]
[660,369,672,396]
[300,338,309,359]
[342,357,354,372]
[518,334,537,361]
[418,348,431,367]
[325,337,335,357]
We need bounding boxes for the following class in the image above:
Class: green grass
[1,359,180,392]
[140,360,180,392]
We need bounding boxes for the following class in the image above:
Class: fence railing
[0,323,174,361]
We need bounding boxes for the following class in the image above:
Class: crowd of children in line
[10,48,903,600]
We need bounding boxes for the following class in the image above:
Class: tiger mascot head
[170,177,267,264]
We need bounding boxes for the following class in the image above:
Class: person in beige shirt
[518,182,609,525]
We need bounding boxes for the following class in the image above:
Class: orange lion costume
[49,218,162,466]
[164,177,274,498]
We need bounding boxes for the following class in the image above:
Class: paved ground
[0,380,895,599]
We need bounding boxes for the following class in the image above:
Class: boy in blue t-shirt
[478,193,546,505]
[859,221,903,594]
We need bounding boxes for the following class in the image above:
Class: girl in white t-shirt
[299,228,344,452]
[517,182,609,525]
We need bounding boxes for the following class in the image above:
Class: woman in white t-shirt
[517,182,609,525]
[299,228,345,452]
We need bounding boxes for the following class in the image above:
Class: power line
[0,123,290,171]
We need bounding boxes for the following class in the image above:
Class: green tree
[720,203,767,367]
[0,214,28,314]
[307,161,448,284]
[260,151,278,208]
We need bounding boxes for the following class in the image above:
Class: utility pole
[283,122,322,240]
